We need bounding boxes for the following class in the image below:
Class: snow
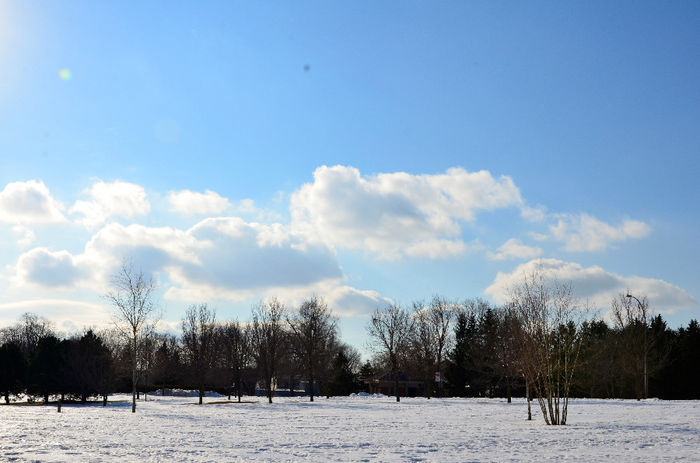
[2,395,699,462]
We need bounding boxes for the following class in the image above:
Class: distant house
[365,371,425,397]
[254,376,320,397]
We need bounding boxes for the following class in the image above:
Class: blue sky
[1,1,698,351]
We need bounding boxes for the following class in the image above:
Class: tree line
[0,264,698,424]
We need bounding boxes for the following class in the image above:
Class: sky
[1,1,698,352]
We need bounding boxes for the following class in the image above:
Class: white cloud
[0,180,65,224]
[13,217,343,303]
[167,189,231,216]
[12,225,36,247]
[291,165,522,259]
[71,180,150,228]
[325,285,392,317]
[528,232,549,242]
[549,213,651,252]
[521,204,547,222]
[15,247,87,288]
[484,258,695,312]
[488,238,542,261]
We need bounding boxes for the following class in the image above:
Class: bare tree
[428,295,454,397]
[367,303,414,402]
[182,304,217,405]
[510,271,586,425]
[105,260,157,413]
[497,308,521,403]
[251,298,287,404]
[611,293,654,400]
[410,301,436,398]
[0,313,55,358]
[219,320,252,402]
[287,295,336,402]
[137,323,158,401]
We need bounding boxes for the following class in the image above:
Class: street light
[626,293,648,400]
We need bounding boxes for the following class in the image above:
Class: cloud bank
[291,165,522,259]
[485,258,695,312]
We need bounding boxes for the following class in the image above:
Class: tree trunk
[394,370,400,403]
[103,394,107,407]
[309,372,315,403]
[4,392,9,404]
[44,392,49,404]
[132,339,137,413]
[199,387,204,405]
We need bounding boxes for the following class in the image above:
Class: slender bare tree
[251,298,287,404]
[287,296,336,402]
[182,304,217,405]
[428,295,454,397]
[410,301,436,398]
[105,260,157,413]
[367,303,414,402]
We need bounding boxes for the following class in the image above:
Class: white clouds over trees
[0,167,687,330]
[485,258,695,312]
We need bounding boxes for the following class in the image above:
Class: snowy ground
[1,394,699,462]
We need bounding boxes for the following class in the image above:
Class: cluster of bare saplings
[1,262,698,425]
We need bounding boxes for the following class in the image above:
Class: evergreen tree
[29,335,63,403]
[0,342,26,404]
[445,311,477,397]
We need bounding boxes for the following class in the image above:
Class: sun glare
[58,68,72,80]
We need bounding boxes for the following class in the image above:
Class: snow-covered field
[2,394,698,462]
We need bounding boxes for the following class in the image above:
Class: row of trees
[0,301,359,408]
[0,314,113,405]
[365,274,699,424]
[1,264,698,425]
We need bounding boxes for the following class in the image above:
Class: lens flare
[58,68,71,80]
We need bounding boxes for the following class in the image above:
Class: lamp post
[626,293,648,400]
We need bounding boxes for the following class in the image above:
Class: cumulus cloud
[0,180,65,224]
[484,258,695,312]
[488,238,542,261]
[15,247,87,288]
[167,189,231,216]
[549,213,651,252]
[71,180,150,228]
[291,165,522,259]
[14,217,343,303]
[165,218,342,301]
